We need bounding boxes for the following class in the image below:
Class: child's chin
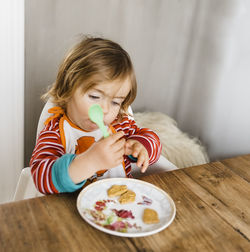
[89,126,98,131]
[87,122,99,131]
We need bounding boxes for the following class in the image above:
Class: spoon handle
[101,126,109,138]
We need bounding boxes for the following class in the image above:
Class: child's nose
[101,101,110,114]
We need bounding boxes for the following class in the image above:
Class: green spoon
[88,104,109,138]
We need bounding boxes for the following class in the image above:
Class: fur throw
[134,112,209,168]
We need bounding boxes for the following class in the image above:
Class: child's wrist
[69,153,97,183]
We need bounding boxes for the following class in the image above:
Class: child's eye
[112,101,121,106]
[89,95,100,100]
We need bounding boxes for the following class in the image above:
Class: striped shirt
[30,114,162,194]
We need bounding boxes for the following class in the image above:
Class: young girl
[30,37,162,194]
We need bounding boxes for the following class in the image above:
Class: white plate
[77,178,176,237]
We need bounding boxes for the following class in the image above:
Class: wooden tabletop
[0,155,250,252]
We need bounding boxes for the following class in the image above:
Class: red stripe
[30,117,64,194]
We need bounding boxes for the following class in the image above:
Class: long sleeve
[112,116,162,165]
[29,118,85,194]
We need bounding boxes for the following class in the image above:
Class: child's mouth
[88,120,99,129]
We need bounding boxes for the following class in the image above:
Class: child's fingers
[115,147,125,159]
[107,131,124,143]
[136,152,149,173]
[125,140,133,148]
[136,152,145,168]
[125,148,132,156]
[140,159,149,173]
[124,141,132,155]
[132,144,141,158]
[113,138,126,152]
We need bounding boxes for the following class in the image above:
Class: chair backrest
[36,99,134,139]
[36,99,55,139]
[13,167,44,201]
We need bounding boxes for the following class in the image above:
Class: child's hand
[88,131,126,171]
[69,131,125,184]
[125,139,149,173]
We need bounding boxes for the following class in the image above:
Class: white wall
[24,0,250,166]
[0,1,24,203]
[176,0,250,160]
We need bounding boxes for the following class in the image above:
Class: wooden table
[0,155,250,251]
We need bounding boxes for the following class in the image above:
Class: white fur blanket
[134,112,209,168]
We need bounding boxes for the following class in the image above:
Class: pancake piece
[143,208,159,224]
[107,185,128,197]
[118,190,136,204]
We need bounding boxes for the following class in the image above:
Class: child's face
[66,78,131,131]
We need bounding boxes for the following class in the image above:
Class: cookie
[143,208,159,224]
[107,185,128,197]
[118,190,136,204]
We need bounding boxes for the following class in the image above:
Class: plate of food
[77,178,176,237]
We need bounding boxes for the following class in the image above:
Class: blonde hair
[43,36,137,116]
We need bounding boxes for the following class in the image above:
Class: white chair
[13,167,43,201]
[13,101,177,201]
